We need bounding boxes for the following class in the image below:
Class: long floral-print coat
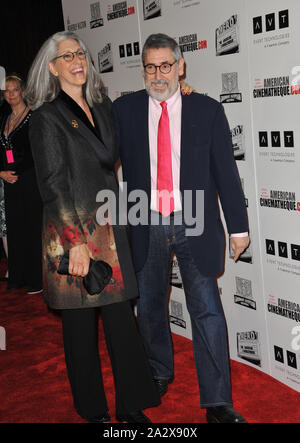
[29,91,138,310]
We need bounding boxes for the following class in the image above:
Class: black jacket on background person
[0,110,43,290]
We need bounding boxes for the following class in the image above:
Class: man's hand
[230,236,250,262]
[69,243,92,277]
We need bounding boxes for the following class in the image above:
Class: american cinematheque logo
[107,1,135,21]
[90,2,103,28]
[178,33,207,53]
[237,331,261,367]
[268,294,300,323]
[260,188,300,212]
[216,14,239,56]
[220,72,242,103]
[253,75,300,98]
[143,0,161,20]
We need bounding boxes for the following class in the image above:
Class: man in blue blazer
[112,33,249,423]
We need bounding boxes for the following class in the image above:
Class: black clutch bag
[57,250,112,295]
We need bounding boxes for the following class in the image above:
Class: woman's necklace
[5,105,27,138]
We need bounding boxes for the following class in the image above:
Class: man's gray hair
[142,33,182,66]
[25,31,104,110]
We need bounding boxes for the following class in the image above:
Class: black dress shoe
[153,377,173,397]
[116,410,151,423]
[85,412,111,423]
[206,406,247,423]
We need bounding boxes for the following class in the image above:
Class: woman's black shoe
[116,410,151,423]
[85,412,111,423]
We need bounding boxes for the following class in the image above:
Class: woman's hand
[0,171,18,184]
[69,243,92,277]
[179,80,196,95]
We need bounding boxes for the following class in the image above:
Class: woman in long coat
[26,31,160,423]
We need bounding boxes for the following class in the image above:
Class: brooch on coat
[72,120,79,128]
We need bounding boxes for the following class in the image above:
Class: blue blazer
[112,90,249,277]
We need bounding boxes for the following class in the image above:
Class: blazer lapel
[91,103,115,156]
[180,93,189,192]
[136,91,151,193]
[52,99,113,165]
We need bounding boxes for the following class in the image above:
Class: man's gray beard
[146,79,178,102]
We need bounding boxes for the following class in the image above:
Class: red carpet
[1,277,300,423]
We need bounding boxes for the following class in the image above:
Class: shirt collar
[149,84,181,111]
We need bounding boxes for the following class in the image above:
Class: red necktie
[157,101,174,217]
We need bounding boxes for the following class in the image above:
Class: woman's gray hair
[142,33,183,66]
[25,31,103,110]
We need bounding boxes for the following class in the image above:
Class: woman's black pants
[61,300,160,420]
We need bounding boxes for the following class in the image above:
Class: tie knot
[160,101,167,110]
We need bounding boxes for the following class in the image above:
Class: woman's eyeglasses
[53,49,87,63]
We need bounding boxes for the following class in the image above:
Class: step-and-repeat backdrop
[60,0,300,393]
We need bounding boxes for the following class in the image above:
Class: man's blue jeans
[136,213,233,408]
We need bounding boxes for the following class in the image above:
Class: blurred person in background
[0,177,8,280]
[0,75,43,293]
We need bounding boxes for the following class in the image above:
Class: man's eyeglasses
[144,61,177,75]
[53,49,87,63]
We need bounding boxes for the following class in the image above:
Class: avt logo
[266,240,300,260]
[253,9,289,34]
[119,41,140,58]
[259,131,294,148]
[274,345,297,369]
[0,326,6,350]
